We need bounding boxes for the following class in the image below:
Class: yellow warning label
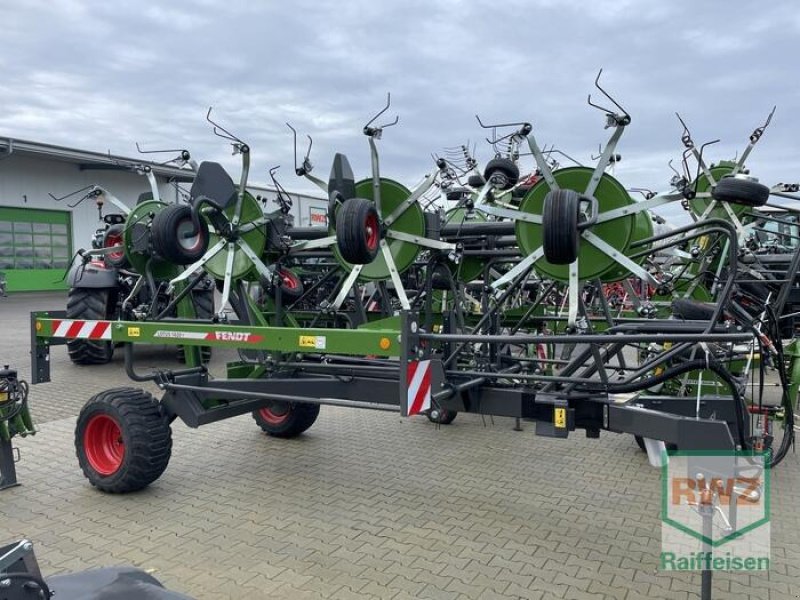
[299,335,316,348]
[35,321,42,332]
[554,407,566,428]
[128,327,140,337]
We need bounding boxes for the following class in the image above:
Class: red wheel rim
[259,404,291,425]
[280,270,299,290]
[83,414,125,476]
[105,233,124,262]
[176,218,204,253]
[365,213,379,251]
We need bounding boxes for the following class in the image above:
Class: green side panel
[0,205,72,291]
[332,178,425,281]
[515,167,635,282]
[3,269,68,292]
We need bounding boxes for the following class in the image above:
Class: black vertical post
[0,438,19,490]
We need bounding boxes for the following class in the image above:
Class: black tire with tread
[151,204,209,265]
[336,198,380,264]
[467,174,485,188]
[483,158,520,190]
[542,189,581,264]
[712,176,769,207]
[102,224,129,269]
[66,287,115,365]
[75,387,172,493]
[252,402,320,438]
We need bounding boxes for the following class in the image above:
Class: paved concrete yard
[1,293,799,599]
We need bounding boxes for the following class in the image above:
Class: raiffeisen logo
[661,451,770,572]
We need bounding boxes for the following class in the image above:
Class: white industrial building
[0,138,327,292]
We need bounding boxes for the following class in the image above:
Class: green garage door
[0,206,72,292]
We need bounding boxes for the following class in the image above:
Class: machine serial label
[554,408,566,428]
[128,327,140,337]
[299,335,327,350]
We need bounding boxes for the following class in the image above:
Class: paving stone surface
[1,293,798,599]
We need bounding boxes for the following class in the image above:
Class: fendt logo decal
[207,331,264,343]
[153,330,264,344]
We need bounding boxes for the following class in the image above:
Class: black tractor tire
[66,287,116,365]
[75,387,172,493]
[252,402,320,438]
[483,158,520,190]
[177,290,214,364]
[427,407,458,425]
[712,176,769,207]
[336,198,381,265]
[542,189,581,265]
[102,224,129,269]
[151,204,209,265]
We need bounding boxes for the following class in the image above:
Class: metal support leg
[0,438,19,490]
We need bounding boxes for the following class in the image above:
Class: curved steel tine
[49,184,94,202]
[750,105,777,142]
[692,139,720,194]
[364,92,392,131]
[206,106,243,144]
[675,112,695,149]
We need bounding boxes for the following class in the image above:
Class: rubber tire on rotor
[542,188,581,265]
[335,198,380,265]
[467,174,485,188]
[427,408,457,425]
[252,402,320,438]
[712,176,769,207]
[102,224,129,269]
[66,287,115,365]
[151,204,210,265]
[483,158,520,190]
[75,387,172,493]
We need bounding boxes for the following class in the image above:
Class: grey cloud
[0,0,797,201]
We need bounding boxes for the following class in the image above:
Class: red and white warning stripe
[51,319,112,340]
[406,359,432,416]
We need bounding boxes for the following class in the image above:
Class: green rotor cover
[205,192,268,281]
[123,200,181,279]
[333,178,425,281]
[515,167,636,282]
[689,162,746,220]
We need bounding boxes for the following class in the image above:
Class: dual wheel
[75,388,319,493]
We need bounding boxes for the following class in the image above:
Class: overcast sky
[2,0,798,207]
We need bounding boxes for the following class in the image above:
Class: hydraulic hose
[584,358,750,450]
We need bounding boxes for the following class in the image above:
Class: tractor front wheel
[75,388,172,493]
[252,402,320,438]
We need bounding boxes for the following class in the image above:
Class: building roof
[0,136,197,181]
